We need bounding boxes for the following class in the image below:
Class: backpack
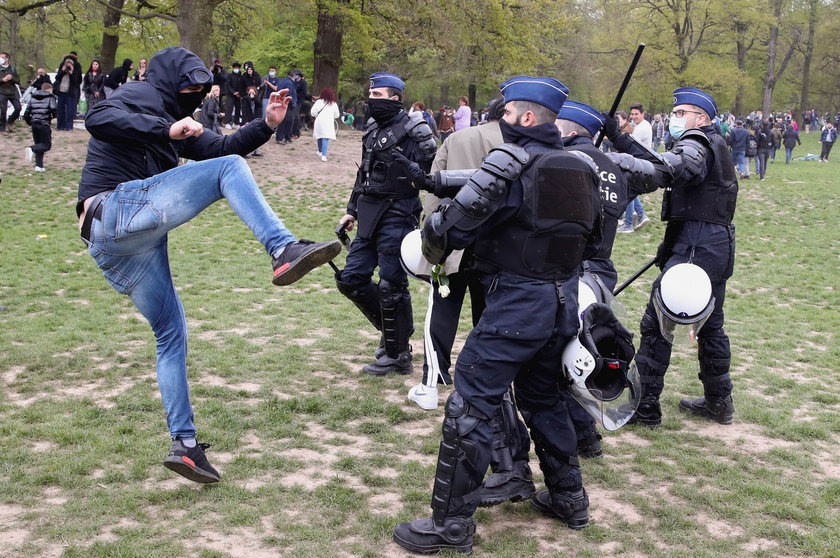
[747,137,758,157]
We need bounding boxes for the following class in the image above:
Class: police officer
[336,73,437,376]
[478,101,669,506]
[604,87,737,426]
[393,76,602,555]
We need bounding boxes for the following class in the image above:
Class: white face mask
[0,58,6,66]
[669,116,688,140]
[269,71,276,77]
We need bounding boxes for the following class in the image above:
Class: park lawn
[0,128,838,558]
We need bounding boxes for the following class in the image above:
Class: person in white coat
[310,87,340,161]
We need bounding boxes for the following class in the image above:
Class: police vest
[361,113,434,198]
[566,143,628,261]
[474,149,602,281]
[664,129,738,226]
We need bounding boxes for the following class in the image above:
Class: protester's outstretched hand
[265,90,291,129]
[169,117,204,140]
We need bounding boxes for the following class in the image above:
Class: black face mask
[177,92,205,119]
[368,98,403,124]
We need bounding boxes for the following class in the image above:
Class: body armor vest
[474,149,601,281]
[663,128,738,225]
[567,143,628,261]
[360,114,420,199]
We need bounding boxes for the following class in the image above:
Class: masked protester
[76,46,341,484]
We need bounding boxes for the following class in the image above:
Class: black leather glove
[600,111,620,141]
[392,152,432,191]
[421,203,452,264]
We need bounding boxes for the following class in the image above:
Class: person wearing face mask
[335,73,436,376]
[223,62,245,128]
[261,66,282,117]
[75,46,342,485]
[393,76,602,555]
[274,69,299,143]
[603,87,738,427]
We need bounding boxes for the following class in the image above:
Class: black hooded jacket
[105,58,134,89]
[77,47,275,215]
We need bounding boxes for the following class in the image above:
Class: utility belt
[80,193,105,244]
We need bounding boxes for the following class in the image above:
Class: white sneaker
[25,147,33,163]
[616,224,634,234]
[321,155,327,162]
[635,216,650,230]
[35,166,46,172]
[225,123,232,130]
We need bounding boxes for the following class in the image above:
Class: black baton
[612,257,657,297]
[595,43,646,148]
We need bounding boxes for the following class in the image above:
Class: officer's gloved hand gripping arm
[599,111,676,192]
[421,144,529,264]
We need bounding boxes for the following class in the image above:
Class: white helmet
[653,263,715,345]
[562,302,641,431]
[576,271,629,327]
[399,229,464,282]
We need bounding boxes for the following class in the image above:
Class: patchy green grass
[0,127,838,557]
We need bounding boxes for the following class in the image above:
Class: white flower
[439,285,451,298]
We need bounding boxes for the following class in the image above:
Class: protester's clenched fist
[169,117,204,140]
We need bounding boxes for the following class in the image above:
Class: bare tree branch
[0,0,64,16]
[90,0,177,21]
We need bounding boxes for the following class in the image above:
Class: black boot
[627,395,662,427]
[364,279,414,375]
[392,516,475,555]
[363,350,413,375]
[478,460,535,507]
[679,394,734,424]
[530,487,590,529]
[577,431,603,459]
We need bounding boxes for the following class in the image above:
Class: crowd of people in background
[3,50,840,174]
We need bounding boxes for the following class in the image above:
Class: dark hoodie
[77,47,275,215]
[104,58,134,90]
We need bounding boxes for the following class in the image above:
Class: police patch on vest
[536,167,594,221]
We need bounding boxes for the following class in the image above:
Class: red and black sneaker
[163,437,221,484]
[272,239,342,286]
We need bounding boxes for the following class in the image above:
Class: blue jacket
[77,47,274,215]
[278,76,298,106]
[728,126,748,151]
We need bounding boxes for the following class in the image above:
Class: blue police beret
[673,87,718,119]
[369,72,405,92]
[557,100,606,136]
[500,76,569,115]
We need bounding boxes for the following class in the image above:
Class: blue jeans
[785,147,794,163]
[56,91,76,130]
[732,150,746,175]
[317,138,330,157]
[84,155,296,438]
[623,196,645,227]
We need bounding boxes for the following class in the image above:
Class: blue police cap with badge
[557,100,606,136]
[673,87,717,119]
[500,75,569,116]
[369,72,405,92]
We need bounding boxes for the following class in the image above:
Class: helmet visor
[654,287,715,346]
[570,362,642,431]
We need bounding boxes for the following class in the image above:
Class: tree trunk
[797,0,818,125]
[313,0,347,94]
[762,0,781,117]
[440,84,450,107]
[177,0,222,63]
[468,83,476,113]
[734,21,748,117]
[99,0,124,72]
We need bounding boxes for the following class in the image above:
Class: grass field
[0,126,838,558]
